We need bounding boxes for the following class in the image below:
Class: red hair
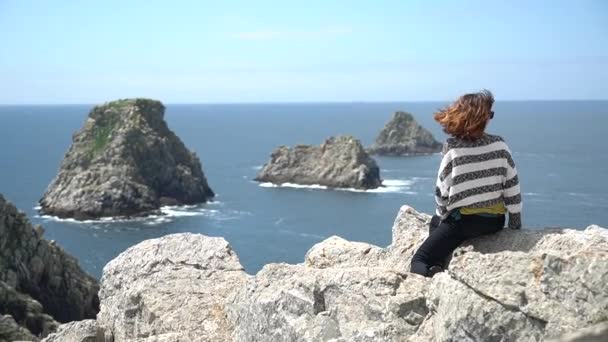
[434,90,494,140]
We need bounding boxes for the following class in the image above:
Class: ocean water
[1,101,607,278]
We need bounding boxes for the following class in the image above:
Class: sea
[1,101,607,278]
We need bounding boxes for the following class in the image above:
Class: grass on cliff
[90,116,118,156]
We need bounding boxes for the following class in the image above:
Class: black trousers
[410,213,505,277]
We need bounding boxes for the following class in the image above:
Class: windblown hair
[434,90,495,140]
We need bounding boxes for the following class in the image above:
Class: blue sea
[1,101,607,278]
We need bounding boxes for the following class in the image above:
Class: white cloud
[232,26,352,41]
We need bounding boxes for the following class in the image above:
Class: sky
[0,0,607,104]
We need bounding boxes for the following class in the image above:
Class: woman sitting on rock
[410,90,522,277]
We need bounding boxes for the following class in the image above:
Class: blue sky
[1,0,607,104]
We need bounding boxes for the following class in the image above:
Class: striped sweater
[435,134,522,229]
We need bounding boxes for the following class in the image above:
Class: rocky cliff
[0,194,99,341]
[44,206,607,342]
[40,98,214,220]
[255,136,382,190]
[369,111,442,156]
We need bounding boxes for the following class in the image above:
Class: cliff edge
[44,206,608,341]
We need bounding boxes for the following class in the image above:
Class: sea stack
[368,111,442,156]
[255,136,382,190]
[40,98,214,220]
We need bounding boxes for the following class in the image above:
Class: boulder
[96,233,249,341]
[256,136,382,190]
[39,98,214,220]
[227,264,430,342]
[368,111,442,156]
[0,314,38,342]
[41,320,101,342]
[0,194,99,340]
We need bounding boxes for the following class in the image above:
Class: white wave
[36,203,230,225]
[259,182,328,190]
[37,215,82,223]
[382,179,414,187]
[298,232,325,240]
[278,229,325,240]
[259,179,416,194]
[252,165,264,170]
[144,216,171,226]
[33,205,42,210]
[524,192,541,196]
[567,192,590,197]
[411,176,432,181]
[205,200,224,206]
[159,208,201,217]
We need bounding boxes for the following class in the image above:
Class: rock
[96,233,248,341]
[0,281,58,340]
[229,205,607,341]
[0,314,38,342]
[368,111,442,156]
[40,320,101,342]
[39,98,214,220]
[256,135,382,190]
[226,264,430,342]
[57,205,606,341]
[0,194,99,339]
[427,273,546,342]
[447,249,608,338]
[304,236,386,269]
[547,321,608,342]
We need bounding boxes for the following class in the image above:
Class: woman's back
[435,133,521,229]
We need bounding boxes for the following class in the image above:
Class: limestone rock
[54,205,607,341]
[368,111,442,156]
[0,194,99,339]
[548,321,608,342]
[41,320,101,342]
[40,98,214,220]
[96,233,248,341]
[263,205,608,341]
[255,136,382,190]
[226,264,430,342]
[427,273,546,342]
[304,236,385,269]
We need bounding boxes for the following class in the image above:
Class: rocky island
[0,193,99,341]
[39,98,214,220]
[40,205,607,342]
[368,111,443,156]
[255,136,382,190]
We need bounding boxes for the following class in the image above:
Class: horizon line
[1,98,608,106]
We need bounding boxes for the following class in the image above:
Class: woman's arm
[435,149,452,217]
[504,148,522,229]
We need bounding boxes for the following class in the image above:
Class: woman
[410,90,522,277]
